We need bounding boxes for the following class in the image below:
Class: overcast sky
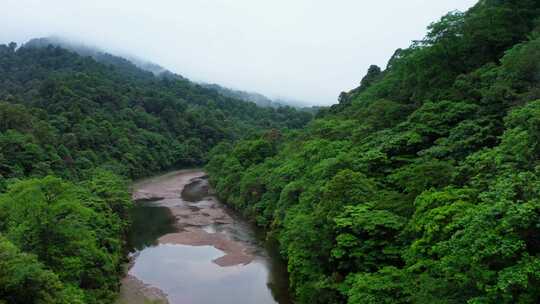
[1,0,477,105]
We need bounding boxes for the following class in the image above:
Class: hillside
[0,42,312,180]
[0,42,311,303]
[200,83,279,108]
[24,37,176,77]
[200,83,316,109]
[25,37,311,110]
[206,1,540,303]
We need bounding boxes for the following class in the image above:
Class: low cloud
[0,0,476,105]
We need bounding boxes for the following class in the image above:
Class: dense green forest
[0,43,311,303]
[207,1,540,303]
[0,42,312,181]
[2,0,540,303]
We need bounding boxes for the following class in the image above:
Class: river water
[117,170,292,304]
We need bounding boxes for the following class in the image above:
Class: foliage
[0,41,311,303]
[0,234,83,304]
[0,175,130,303]
[0,43,312,180]
[207,1,540,303]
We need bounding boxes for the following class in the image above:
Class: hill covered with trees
[0,42,312,303]
[200,83,280,108]
[206,1,540,303]
[0,42,312,181]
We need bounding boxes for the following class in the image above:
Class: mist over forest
[1,1,540,304]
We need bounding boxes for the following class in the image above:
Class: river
[117,169,292,304]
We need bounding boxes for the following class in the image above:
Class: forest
[1,0,540,303]
[0,43,311,303]
[206,1,540,303]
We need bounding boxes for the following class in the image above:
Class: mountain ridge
[23,36,314,109]
[206,1,540,303]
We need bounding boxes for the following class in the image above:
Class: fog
[1,0,477,105]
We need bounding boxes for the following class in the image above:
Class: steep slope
[200,83,278,108]
[0,42,312,181]
[0,42,312,303]
[24,37,177,77]
[25,37,312,109]
[206,1,540,303]
[200,83,315,109]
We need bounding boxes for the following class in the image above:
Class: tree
[0,235,83,304]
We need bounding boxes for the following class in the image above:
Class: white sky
[1,0,477,105]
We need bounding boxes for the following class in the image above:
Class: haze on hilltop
[1,0,476,106]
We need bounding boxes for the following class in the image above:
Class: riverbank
[132,169,255,266]
[118,169,291,304]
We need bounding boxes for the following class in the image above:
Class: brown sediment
[159,228,254,266]
[167,200,234,227]
[131,169,255,267]
[118,275,169,304]
[132,169,206,201]
[119,169,263,304]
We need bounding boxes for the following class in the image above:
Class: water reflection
[127,201,178,250]
[131,244,278,304]
[123,171,293,304]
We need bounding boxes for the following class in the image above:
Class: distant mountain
[200,83,279,108]
[274,97,315,108]
[206,1,540,303]
[24,37,184,79]
[0,37,313,303]
[200,83,317,110]
[24,37,318,109]
[299,105,325,115]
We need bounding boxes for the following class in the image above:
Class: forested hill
[24,37,177,77]
[207,1,540,303]
[0,42,312,181]
[0,41,311,303]
[200,83,280,108]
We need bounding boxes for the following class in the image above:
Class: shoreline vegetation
[205,1,540,303]
[119,169,290,304]
[1,0,540,303]
[0,37,309,303]
[131,170,256,267]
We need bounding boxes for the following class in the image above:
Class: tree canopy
[206,1,540,303]
[0,39,311,303]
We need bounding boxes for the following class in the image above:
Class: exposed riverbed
[117,170,292,304]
